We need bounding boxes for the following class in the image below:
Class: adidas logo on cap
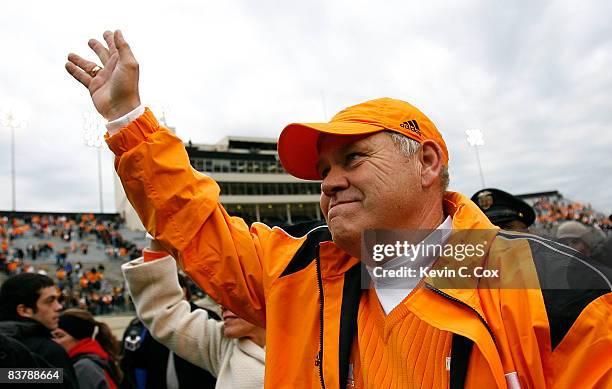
[399,120,421,134]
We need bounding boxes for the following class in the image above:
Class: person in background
[556,220,594,256]
[0,273,78,388]
[53,308,122,389]
[122,250,265,389]
[471,188,535,232]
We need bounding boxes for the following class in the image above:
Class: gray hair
[388,131,450,191]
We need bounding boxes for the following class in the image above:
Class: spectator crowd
[533,197,612,232]
[1,214,137,316]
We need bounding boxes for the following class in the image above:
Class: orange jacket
[107,109,612,388]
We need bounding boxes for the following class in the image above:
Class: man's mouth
[328,200,359,219]
[329,200,358,212]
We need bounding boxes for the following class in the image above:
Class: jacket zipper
[315,244,327,389]
[424,283,497,345]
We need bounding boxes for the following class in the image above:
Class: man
[471,188,535,232]
[0,273,79,388]
[556,220,594,257]
[66,30,612,388]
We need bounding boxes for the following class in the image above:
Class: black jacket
[0,317,79,389]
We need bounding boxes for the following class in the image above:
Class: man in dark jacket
[0,273,79,389]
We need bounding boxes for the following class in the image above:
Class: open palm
[66,30,141,121]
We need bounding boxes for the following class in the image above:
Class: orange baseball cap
[278,97,449,180]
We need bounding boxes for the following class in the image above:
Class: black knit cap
[58,314,96,340]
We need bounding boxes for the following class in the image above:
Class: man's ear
[419,140,444,189]
[16,304,34,319]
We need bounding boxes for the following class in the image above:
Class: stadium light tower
[154,103,175,133]
[1,109,27,211]
[83,113,106,213]
[465,129,486,188]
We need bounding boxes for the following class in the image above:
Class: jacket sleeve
[106,108,288,327]
[550,293,612,388]
[122,256,230,376]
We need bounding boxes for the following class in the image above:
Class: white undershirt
[106,104,145,135]
[367,216,452,315]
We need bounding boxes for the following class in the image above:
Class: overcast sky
[1,0,611,215]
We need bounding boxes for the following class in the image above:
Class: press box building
[186,136,322,225]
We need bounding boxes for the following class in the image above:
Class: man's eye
[346,153,361,164]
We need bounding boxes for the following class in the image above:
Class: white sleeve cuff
[106,104,146,135]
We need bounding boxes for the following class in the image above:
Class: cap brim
[487,207,535,227]
[278,122,385,180]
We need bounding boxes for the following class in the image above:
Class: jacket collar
[430,191,499,306]
[444,191,496,230]
[237,338,266,363]
[0,317,52,340]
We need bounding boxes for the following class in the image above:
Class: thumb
[114,30,134,60]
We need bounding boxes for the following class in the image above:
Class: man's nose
[321,167,349,197]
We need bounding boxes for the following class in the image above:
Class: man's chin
[327,211,349,226]
[47,317,60,331]
[328,226,361,258]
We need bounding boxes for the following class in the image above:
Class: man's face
[22,286,62,330]
[317,132,425,258]
[498,219,529,232]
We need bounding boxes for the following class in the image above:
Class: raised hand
[66,30,141,121]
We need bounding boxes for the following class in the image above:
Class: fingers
[103,30,117,55]
[67,53,101,75]
[65,61,91,88]
[114,30,135,60]
[88,39,110,65]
